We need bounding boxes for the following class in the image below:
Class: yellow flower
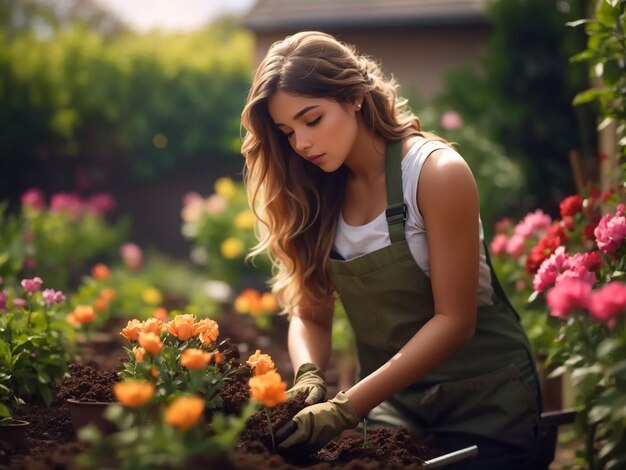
[165,396,204,431]
[121,319,143,341]
[180,348,212,370]
[114,380,154,408]
[249,370,287,408]
[220,237,245,259]
[260,292,277,312]
[214,177,237,200]
[234,210,256,230]
[166,314,196,341]
[138,332,163,355]
[141,287,163,306]
[246,349,276,376]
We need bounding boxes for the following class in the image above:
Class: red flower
[559,195,583,217]
[525,223,568,275]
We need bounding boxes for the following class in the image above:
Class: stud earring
[357,103,362,110]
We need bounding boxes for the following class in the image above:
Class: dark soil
[2,311,442,469]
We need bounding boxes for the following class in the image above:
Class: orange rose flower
[133,346,146,362]
[121,319,143,341]
[166,314,196,341]
[152,307,168,322]
[164,395,204,432]
[234,289,264,316]
[195,318,219,344]
[91,263,111,281]
[100,288,117,302]
[67,305,96,325]
[246,349,276,376]
[113,380,154,408]
[180,348,211,370]
[141,318,164,336]
[138,332,163,355]
[249,370,287,408]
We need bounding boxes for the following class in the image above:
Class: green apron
[328,140,541,452]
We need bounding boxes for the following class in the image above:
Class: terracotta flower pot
[0,418,30,448]
[66,399,117,434]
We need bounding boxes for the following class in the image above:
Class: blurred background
[0,0,597,282]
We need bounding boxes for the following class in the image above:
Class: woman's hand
[287,363,327,405]
[275,391,360,453]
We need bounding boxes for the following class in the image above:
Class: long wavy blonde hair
[241,31,436,314]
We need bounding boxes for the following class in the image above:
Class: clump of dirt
[56,362,121,403]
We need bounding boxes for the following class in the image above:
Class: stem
[362,418,368,448]
[586,419,596,470]
[264,407,275,451]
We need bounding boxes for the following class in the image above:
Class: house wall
[252,25,489,101]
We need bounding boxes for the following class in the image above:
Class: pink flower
[588,282,626,325]
[505,234,526,258]
[546,278,592,319]
[85,193,116,216]
[513,210,552,239]
[12,298,27,309]
[0,290,7,311]
[42,288,65,305]
[440,111,464,130]
[21,188,46,211]
[50,192,83,220]
[533,247,567,292]
[21,277,43,294]
[490,234,508,255]
[494,218,512,234]
[594,211,626,254]
[120,243,143,271]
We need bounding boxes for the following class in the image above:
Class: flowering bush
[233,288,279,330]
[0,189,130,291]
[0,276,74,416]
[181,177,271,289]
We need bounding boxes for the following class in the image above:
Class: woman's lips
[308,153,325,165]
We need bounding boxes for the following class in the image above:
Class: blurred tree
[438,0,596,217]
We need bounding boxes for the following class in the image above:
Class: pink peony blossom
[12,298,27,309]
[494,218,512,234]
[490,234,508,255]
[533,247,568,292]
[546,278,592,319]
[0,290,7,311]
[21,277,43,294]
[21,188,46,211]
[42,288,66,305]
[120,242,143,271]
[440,111,464,130]
[513,210,552,239]
[85,193,116,216]
[50,192,83,220]
[588,282,626,325]
[505,234,526,259]
[594,211,626,254]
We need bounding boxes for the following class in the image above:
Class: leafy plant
[0,276,74,416]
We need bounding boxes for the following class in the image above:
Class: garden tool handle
[423,445,479,469]
[274,420,298,445]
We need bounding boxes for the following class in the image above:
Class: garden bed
[1,311,445,469]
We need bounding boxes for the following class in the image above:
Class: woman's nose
[294,133,311,153]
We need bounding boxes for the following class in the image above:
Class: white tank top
[333,138,494,306]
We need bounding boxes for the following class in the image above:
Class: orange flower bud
[69,305,95,324]
[121,319,143,341]
[141,318,164,336]
[93,296,109,312]
[246,349,275,376]
[195,318,219,344]
[166,314,196,341]
[164,395,204,432]
[151,366,158,378]
[91,263,111,281]
[113,380,154,408]
[138,332,163,355]
[180,348,211,370]
[152,307,168,322]
[211,351,223,365]
[133,346,146,362]
[260,292,277,312]
[249,370,287,408]
[100,288,117,302]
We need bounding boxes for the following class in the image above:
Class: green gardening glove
[287,363,327,405]
[275,391,360,454]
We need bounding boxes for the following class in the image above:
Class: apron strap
[385,140,407,243]
[482,240,521,321]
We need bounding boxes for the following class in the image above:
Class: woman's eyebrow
[275,105,319,127]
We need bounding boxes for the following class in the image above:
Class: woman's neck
[344,121,386,184]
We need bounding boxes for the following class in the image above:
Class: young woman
[241,31,542,469]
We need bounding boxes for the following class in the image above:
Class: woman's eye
[286,130,294,138]
[306,116,321,127]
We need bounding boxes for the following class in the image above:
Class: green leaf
[0,403,11,418]
[589,404,612,424]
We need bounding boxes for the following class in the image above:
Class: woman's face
[267,91,360,172]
